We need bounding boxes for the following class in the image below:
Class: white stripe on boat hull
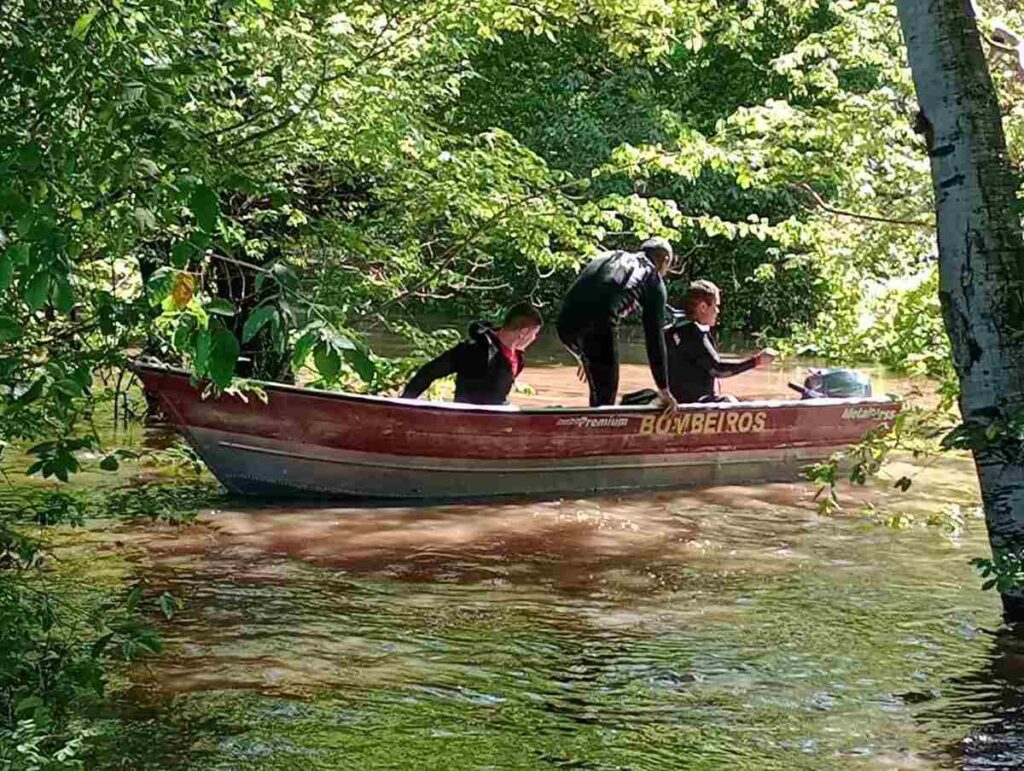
[188,428,838,499]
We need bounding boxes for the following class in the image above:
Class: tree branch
[792,183,934,229]
[219,0,457,152]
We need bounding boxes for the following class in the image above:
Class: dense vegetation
[0,1,955,416]
[4,0,1024,763]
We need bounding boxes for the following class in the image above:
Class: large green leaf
[205,298,235,316]
[190,186,219,232]
[171,242,193,268]
[5,243,30,267]
[24,272,51,311]
[344,347,376,383]
[15,378,45,406]
[172,319,194,351]
[194,327,212,376]
[291,328,319,369]
[208,321,240,388]
[242,305,276,343]
[0,316,21,342]
[313,343,341,381]
[71,10,98,39]
[53,378,84,397]
[134,207,157,232]
[53,279,75,313]
[17,143,41,170]
[0,254,12,292]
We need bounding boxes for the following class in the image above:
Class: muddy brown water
[15,353,1023,769]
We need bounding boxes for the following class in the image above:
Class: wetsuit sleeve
[640,274,670,389]
[696,333,759,378]
[664,304,686,327]
[400,345,462,399]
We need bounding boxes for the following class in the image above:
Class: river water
[13,350,1024,769]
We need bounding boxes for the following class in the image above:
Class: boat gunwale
[131,360,901,417]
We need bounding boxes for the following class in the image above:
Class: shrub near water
[0,482,212,768]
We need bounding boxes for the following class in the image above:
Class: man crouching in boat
[556,237,680,411]
[400,303,543,405]
[665,280,774,403]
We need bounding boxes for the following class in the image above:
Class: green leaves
[17,143,42,170]
[195,326,212,373]
[242,305,276,343]
[26,436,98,482]
[134,206,157,232]
[186,319,239,388]
[159,591,183,620]
[313,344,342,381]
[291,327,319,369]
[171,242,193,268]
[973,550,1024,594]
[190,186,219,232]
[71,9,98,39]
[53,279,75,313]
[15,378,45,407]
[208,320,240,388]
[0,316,21,342]
[312,335,375,386]
[205,298,235,316]
[0,253,14,292]
[23,271,51,311]
[346,347,376,382]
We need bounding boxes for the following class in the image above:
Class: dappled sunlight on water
[50,359,1024,769]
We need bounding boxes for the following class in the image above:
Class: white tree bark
[897,0,1024,618]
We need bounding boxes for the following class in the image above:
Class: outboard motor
[789,368,872,399]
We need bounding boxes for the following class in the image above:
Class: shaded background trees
[6,0,1024,454]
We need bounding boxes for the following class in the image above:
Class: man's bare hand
[655,388,679,414]
[576,362,587,382]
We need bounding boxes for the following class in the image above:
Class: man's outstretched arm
[700,334,760,378]
[400,347,460,399]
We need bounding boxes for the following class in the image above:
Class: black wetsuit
[401,322,523,405]
[556,251,675,406]
[665,320,759,403]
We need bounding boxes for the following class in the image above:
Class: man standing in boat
[400,302,543,405]
[665,280,775,402]
[556,237,680,410]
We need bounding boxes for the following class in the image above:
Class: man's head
[641,237,674,276]
[498,301,543,350]
[683,280,721,327]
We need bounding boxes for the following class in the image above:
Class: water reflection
[74,361,1017,769]
[100,453,1005,769]
[905,626,1024,769]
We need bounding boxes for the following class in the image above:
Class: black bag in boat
[620,388,658,406]
[794,368,872,399]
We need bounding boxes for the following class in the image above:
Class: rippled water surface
[26,358,1024,769]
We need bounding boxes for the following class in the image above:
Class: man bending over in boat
[556,237,680,411]
[665,279,774,403]
[400,302,543,405]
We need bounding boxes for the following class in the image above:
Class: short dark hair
[683,280,720,314]
[641,237,673,262]
[502,301,543,330]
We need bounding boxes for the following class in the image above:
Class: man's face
[694,294,721,327]
[513,324,541,351]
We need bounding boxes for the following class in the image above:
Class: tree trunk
[897,0,1024,620]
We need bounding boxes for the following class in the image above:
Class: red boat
[133,361,900,500]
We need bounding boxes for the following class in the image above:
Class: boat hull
[134,364,901,500]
